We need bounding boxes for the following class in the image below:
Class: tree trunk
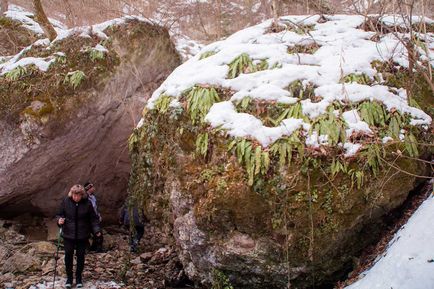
[216,0,222,39]
[259,0,272,18]
[271,0,280,24]
[33,0,57,41]
[0,0,8,14]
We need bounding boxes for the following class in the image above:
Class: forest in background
[4,0,434,42]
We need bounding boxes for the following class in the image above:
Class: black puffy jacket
[56,196,101,240]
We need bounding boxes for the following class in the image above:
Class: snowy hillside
[347,192,434,289]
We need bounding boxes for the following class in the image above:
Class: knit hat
[84,182,93,191]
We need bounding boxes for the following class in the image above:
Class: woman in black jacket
[57,184,101,288]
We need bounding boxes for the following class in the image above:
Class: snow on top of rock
[3,5,156,45]
[5,4,67,35]
[94,44,109,53]
[342,110,373,139]
[0,6,153,75]
[0,38,52,74]
[4,4,199,65]
[378,14,434,27]
[206,101,305,146]
[346,193,434,289]
[0,56,55,75]
[53,15,153,42]
[146,14,432,150]
[173,34,204,61]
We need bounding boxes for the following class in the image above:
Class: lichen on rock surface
[129,14,433,288]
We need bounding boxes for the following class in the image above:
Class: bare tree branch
[272,0,279,24]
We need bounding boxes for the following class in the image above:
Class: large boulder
[128,15,433,288]
[0,8,181,221]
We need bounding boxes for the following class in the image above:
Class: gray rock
[130,257,142,265]
[0,272,14,283]
[45,219,60,241]
[2,251,40,273]
[139,252,153,263]
[0,243,10,261]
[25,241,57,255]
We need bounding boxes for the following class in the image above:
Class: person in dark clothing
[119,202,145,253]
[57,184,101,288]
[84,181,103,252]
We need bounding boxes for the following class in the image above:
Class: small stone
[130,257,141,265]
[140,252,153,263]
[0,244,10,260]
[30,100,45,112]
[0,272,14,283]
[41,259,55,275]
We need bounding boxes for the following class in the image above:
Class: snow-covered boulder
[0,8,181,221]
[129,15,433,288]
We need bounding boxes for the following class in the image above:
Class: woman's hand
[96,231,102,237]
[58,217,65,225]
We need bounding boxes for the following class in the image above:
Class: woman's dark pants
[64,238,87,281]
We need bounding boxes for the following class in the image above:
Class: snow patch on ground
[346,194,434,289]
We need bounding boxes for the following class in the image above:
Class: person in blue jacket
[119,201,146,253]
[84,181,104,252]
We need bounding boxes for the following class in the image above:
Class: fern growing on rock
[64,70,86,89]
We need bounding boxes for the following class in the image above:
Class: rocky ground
[1,180,432,289]
[0,219,192,289]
